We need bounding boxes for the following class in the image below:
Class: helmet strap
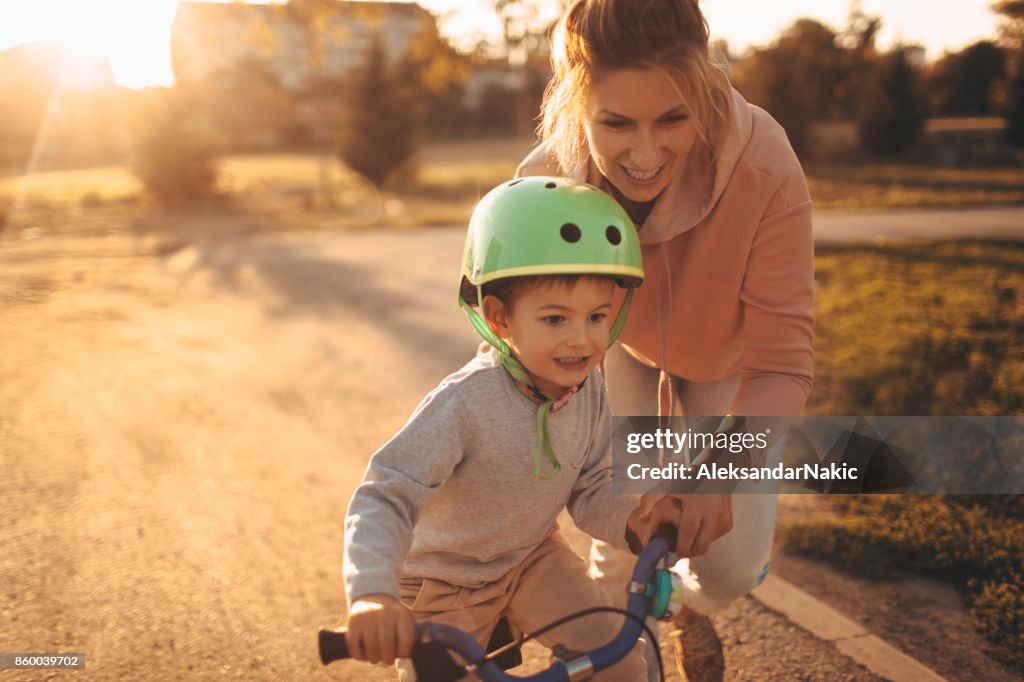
[459,289,530,381]
[608,286,636,344]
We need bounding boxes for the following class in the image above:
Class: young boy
[342,177,666,680]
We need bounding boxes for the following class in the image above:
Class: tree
[248,0,368,206]
[336,34,420,187]
[834,1,882,116]
[272,0,354,72]
[994,1,1024,52]
[733,20,846,155]
[403,17,471,139]
[855,48,927,157]
[1003,55,1024,146]
[995,1,1024,146]
[924,42,1006,116]
[134,89,220,207]
[733,50,816,156]
[488,0,556,136]
[839,0,882,56]
[205,58,297,150]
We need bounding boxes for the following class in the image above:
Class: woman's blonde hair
[540,0,732,189]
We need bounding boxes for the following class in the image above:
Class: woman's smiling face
[583,67,698,203]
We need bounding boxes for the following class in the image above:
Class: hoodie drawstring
[658,243,677,466]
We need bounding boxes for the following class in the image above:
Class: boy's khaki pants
[396,530,647,681]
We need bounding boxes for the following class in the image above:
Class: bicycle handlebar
[320,623,471,680]
[319,523,679,681]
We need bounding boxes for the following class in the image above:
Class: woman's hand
[640,492,733,557]
[346,594,416,665]
[627,495,683,548]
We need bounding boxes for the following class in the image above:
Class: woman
[516,0,815,680]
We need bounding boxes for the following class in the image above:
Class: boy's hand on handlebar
[346,594,416,666]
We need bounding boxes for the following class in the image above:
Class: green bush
[783,496,1024,667]
[973,577,1024,656]
[336,34,421,188]
[134,90,220,207]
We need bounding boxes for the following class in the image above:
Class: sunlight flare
[0,0,181,89]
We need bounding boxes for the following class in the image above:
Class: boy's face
[484,277,617,398]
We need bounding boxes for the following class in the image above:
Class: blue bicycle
[319,524,682,681]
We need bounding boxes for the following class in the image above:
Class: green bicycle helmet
[458,176,644,477]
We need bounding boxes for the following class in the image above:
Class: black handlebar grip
[653,523,679,550]
[318,626,467,680]
[318,627,351,664]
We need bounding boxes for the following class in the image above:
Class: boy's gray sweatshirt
[343,349,636,605]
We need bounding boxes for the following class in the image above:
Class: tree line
[324,0,1024,192]
[331,0,1024,176]
[30,1,1024,205]
[731,1,1024,158]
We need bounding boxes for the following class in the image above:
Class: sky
[0,0,1004,89]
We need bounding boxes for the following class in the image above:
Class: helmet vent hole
[545,182,557,189]
[606,226,622,245]
[560,223,582,243]
[507,179,523,186]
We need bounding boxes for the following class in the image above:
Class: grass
[791,239,1024,669]
[3,137,1024,238]
[0,165,140,205]
[807,240,1024,416]
[806,163,1024,210]
[0,138,536,236]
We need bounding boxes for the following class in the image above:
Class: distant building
[171,0,436,91]
[460,55,551,136]
[170,0,552,143]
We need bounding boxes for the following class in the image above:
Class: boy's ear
[481,295,512,339]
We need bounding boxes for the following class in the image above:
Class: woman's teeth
[624,165,661,181]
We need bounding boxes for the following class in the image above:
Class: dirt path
[812,205,1024,243]
[2,227,885,681]
[2,229,475,680]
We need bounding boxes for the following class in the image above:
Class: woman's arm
[733,193,815,420]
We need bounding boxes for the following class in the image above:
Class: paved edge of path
[751,574,949,682]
